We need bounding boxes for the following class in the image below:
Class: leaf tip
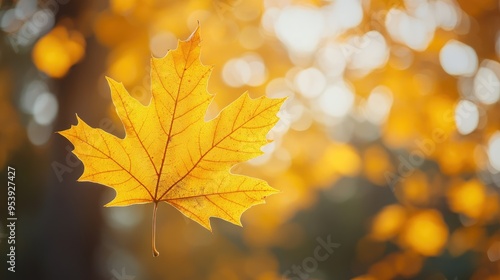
[204,222,213,232]
[103,201,114,207]
[74,113,83,123]
[234,219,243,227]
[187,23,201,41]
[183,23,201,48]
[105,76,123,89]
[271,188,281,195]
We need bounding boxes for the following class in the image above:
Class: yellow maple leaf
[59,27,285,256]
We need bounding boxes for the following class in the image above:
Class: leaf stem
[152,202,160,257]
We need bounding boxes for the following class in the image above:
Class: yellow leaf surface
[59,27,285,256]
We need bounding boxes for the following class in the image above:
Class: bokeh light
[3,0,500,279]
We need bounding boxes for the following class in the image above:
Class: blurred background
[1,0,500,279]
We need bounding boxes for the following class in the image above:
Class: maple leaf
[59,27,285,256]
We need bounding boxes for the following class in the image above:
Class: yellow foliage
[94,11,137,48]
[311,142,360,187]
[399,171,430,206]
[32,26,85,78]
[329,143,361,176]
[399,210,448,256]
[393,251,423,278]
[383,105,420,148]
[435,141,477,175]
[371,204,406,241]
[110,0,138,14]
[449,226,485,257]
[447,179,487,219]
[363,145,393,186]
[59,28,285,255]
[18,0,500,277]
[107,46,146,86]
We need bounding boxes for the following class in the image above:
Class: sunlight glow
[347,31,389,72]
[364,86,393,125]
[274,6,325,54]
[455,100,479,135]
[316,44,347,77]
[323,0,363,31]
[433,0,460,30]
[319,83,355,118]
[385,8,435,51]
[222,53,267,87]
[295,67,326,98]
[473,65,500,105]
[488,132,500,171]
[440,40,478,76]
